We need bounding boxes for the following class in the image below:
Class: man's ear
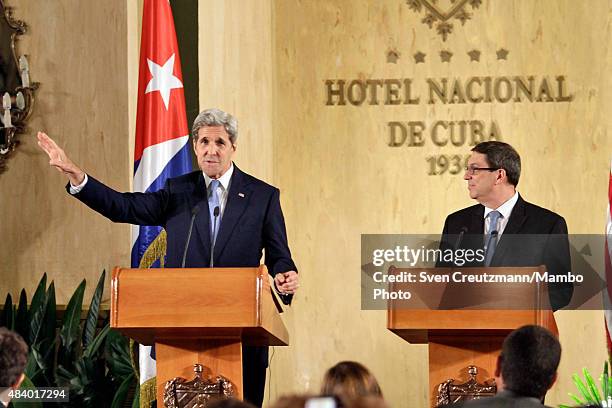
[496,168,507,184]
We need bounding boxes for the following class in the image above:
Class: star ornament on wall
[145,53,183,110]
[467,49,481,62]
[496,48,509,60]
[414,51,426,64]
[440,50,453,62]
[387,49,401,63]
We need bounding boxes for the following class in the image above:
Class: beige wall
[198,0,274,183]
[0,1,130,304]
[272,0,610,406]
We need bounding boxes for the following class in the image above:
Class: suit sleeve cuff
[68,174,89,194]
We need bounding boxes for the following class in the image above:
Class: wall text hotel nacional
[324,76,574,175]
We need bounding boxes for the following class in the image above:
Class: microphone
[454,226,468,250]
[209,206,220,267]
[181,205,200,268]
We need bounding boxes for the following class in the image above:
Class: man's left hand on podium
[274,271,299,295]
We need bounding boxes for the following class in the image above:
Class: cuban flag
[132,0,192,403]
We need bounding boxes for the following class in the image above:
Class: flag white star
[145,54,183,110]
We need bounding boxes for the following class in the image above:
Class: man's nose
[463,171,471,181]
[204,144,218,155]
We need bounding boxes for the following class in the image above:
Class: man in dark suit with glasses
[439,141,572,310]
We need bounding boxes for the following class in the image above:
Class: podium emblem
[163,364,235,408]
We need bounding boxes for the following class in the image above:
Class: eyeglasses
[464,166,500,175]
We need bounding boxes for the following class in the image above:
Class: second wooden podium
[387,266,557,407]
[110,265,289,407]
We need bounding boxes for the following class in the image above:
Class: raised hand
[37,131,85,186]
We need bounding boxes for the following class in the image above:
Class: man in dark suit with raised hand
[440,141,572,310]
[37,108,298,407]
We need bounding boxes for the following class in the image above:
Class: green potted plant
[1,271,139,407]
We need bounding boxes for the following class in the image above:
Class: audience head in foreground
[497,324,560,398]
[448,324,561,407]
[321,361,383,402]
[272,394,387,408]
[0,328,29,407]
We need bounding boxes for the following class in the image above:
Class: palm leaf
[83,323,110,359]
[83,270,106,349]
[584,367,602,403]
[110,373,135,408]
[75,356,112,407]
[58,279,86,369]
[573,373,597,404]
[37,282,57,383]
[28,288,48,347]
[7,274,138,407]
[29,341,51,387]
[602,362,609,404]
[105,328,133,378]
[23,348,42,384]
[10,375,42,408]
[105,329,139,407]
[39,339,59,388]
[14,289,28,340]
[41,281,57,344]
[1,292,13,329]
[568,392,585,405]
[131,383,140,408]
[27,273,47,344]
[55,364,76,388]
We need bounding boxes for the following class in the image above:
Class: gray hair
[191,108,238,144]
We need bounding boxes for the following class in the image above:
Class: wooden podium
[387,266,557,406]
[110,265,289,407]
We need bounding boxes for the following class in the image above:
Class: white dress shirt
[483,191,519,236]
[203,163,233,217]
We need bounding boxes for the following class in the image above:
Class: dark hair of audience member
[500,325,561,398]
[0,327,28,387]
[321,361,383,401]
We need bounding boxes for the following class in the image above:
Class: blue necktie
[208,179,221,242]
[484,210,502,267]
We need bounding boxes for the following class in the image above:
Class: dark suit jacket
[70,165,297,294]
[70,165,294,406]
[440,195,573,310]
[445,390,550,408]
